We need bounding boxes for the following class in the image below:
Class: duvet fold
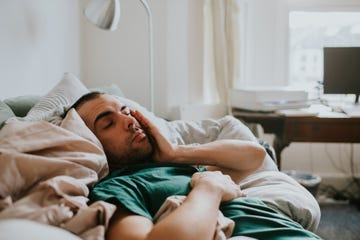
[0,109,116,240]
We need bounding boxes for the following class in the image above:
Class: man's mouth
[132,130,147,142]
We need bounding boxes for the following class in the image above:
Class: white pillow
[0,219,81,240]
[24,72,89,124]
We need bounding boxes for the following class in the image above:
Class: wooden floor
[315,202,360,240]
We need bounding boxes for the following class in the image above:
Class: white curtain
[203,0,242,114]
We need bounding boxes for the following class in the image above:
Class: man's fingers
[131,110,149,128]
[237,188,247,197]
[190,171,246,201]
[132,110,159,132]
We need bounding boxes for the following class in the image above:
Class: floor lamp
[84,0,155,112]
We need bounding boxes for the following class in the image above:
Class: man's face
[76,94,153,168]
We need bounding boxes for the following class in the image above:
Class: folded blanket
[154,195,235,240]
[0,109,116,239]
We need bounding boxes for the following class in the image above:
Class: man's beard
[107,146,153,170]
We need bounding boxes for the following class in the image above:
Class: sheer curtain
[203,0,242,114]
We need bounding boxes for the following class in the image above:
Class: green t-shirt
[90,163,320,239]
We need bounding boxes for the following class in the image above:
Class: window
[289,11,360,99]
[238,0,360,101]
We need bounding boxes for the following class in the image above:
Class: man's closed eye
[101,119,115,129]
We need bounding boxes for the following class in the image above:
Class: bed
[0,73,320,239]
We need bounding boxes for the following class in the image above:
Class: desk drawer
[284,118,360,142]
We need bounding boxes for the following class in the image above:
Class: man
[72,92,320,240]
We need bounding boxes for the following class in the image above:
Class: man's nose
[117,112,136,130]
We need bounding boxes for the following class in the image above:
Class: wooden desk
[232,109,360,169]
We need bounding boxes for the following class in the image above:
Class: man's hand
[131,110,177,163]
[132,110,265,184]
[190,171,246,202]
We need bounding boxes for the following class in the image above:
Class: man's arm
[156,139,265,183]
[132,110,265,182]
[107,171,243,240]
[175,140,265,183]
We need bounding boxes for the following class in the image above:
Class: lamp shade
[84,0,120,31]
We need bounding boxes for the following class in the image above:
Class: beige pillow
[0,101,15,129]
[24,72,89,124]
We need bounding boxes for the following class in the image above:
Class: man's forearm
[147,185,222,240]
[174,140,265,172]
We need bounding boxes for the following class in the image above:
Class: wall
[0,0,81,99]
[80,0,204,120]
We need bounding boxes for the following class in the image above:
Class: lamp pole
[84,0,154,112]
[138,0,154,112]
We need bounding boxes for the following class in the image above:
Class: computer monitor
[323,47,360,104]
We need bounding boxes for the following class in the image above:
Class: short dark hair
[62,91,105,118]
